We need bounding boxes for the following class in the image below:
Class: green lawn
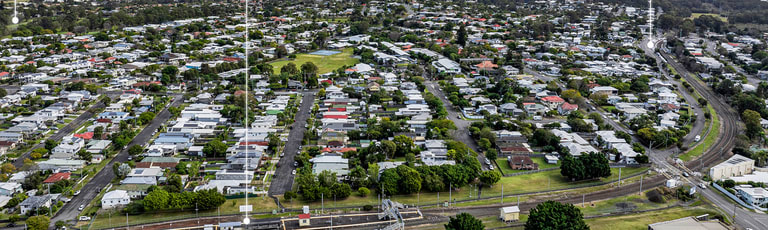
[585,206,720,230]
[680,104,719,161]
[482,167,648,196]
[270,48,359,75]
[689,13,727,22]
[495,157,560,175]
[81,198,277,229]
[578,193,668,216]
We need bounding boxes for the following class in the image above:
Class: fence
[710,183,766,211]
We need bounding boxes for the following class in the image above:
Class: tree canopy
[525,200,589,230]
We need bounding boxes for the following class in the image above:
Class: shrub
[357,187,370,197]
[363,205,373,211]
[646,189,666,203]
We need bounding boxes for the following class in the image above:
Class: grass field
[585,206,720,230]
[578,193,668,216]
[81,197,277,229]
[495,157,560,175]
[270,48,359,75]
[482,167,648,196]
[689,13,727,22]
[680,104,719,161]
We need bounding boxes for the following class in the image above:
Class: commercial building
[709,154,754,181]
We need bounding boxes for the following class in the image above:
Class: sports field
[270,48,359,75]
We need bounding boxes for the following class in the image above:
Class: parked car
[292,170,296,175]
[694,135,701,142]
[78,205,85,211]
[74,190,81,196]
[699,183,708,189]
[293,161,298,167]
[79,216,91,221]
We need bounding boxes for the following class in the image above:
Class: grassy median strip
[679,104,720,161]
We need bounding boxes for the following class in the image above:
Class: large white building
[736,185,768,209]
[709,154,755,181]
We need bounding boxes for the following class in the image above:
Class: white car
[78,204,85,211]
[74,190,81,196]
[79,216,91,221]
[292,170,296,175]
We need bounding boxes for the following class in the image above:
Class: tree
[77,149,92,162]
[526,201,588,230]
[486,149,497,162]
[392,135,415,157]
[445,213,484,230]
[561,152,610,181]
[31,148,47,159]
[93,126,104,140]
[743,109,763,139]
[301,62,318,75]
[635,154,649,164]
[128,145,144,156]
[165,174,183,193]
[26,216,50,230]
[456,24,467,46]
[0,88,6,97]
[479,170,501,186]
[44,139,58,152]
[396,165,422,194]
[203,139,228,157]
[380,168,400,195]
[281,62,299,75]
[138,111,156,125]
[1,163,15,174]
[144,189,170,210]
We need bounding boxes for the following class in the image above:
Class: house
[709,154,755,181]
[545,155,559,164]
[736,185,768,208]
[310,154,349,177]
[43,172,71,184]
[589,86,618,96]
[38,159,86,171]
[558,103,578,115]
[19,195,53,215]
[0,182,22,196]
[298,214,311,227]
[0,132,23,142]
[540,96,565,110]
[507,156,538,170]
[499,206,520,222]
[101,190,131,209]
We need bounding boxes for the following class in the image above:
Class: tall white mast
[243,0,251,226]
[646,0,655,49]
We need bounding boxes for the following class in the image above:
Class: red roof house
[44,172,71,184]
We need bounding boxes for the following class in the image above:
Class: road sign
[240,205,253,212]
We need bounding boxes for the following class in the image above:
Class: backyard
[270,48,359,75]
[495,157,560,175]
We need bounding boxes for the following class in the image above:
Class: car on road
[74,190,81,196]
[683,172,690,177]
[457,115,461,119]
[79,216,91,221]
[484,158,491,165]
[78,204,85,211]
[694,135,701,142]
[294,161,298,167]
[280,152,284,157]
[699,183,707,189]
[292,170,296,175]
[489,165,494,170]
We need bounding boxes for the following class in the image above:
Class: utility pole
[321,193,324,214]
[449,183,452,206]
[501,184,504,204]
[582,194,585,207]
[618,167,622,187]
[126,212,129,230]
[639,175,644,194]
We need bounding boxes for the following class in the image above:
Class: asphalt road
[50,94,184,226]
[268,90,316,196]
[424,80,488,171]
[650,38,758,229]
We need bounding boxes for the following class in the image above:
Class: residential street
[425,80,488,171]
[268,90,316,195]
[50,94,184,226]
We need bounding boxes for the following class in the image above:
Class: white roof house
[310,154,349,177]
[101,190,131,209]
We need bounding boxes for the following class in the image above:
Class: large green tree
[479,170,501,186]
[143,189,170,211]
[743,109,763,139]
[445,213,484,230]
[203,139,228,157]
[26,216,50,230]
[525,201,589,230]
